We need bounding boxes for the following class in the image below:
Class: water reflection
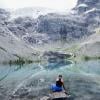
[0,60,100,100]
[45,60,72,70]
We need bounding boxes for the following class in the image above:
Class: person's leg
[56,86,62,92]
[50,84,56,92]
[51,84,63,92]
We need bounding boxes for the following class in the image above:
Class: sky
[0,0,77,11]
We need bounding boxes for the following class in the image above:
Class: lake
[0,60,100,100]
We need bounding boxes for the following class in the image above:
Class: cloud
[0,0,77,11]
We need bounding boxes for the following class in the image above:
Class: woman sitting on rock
[51,75,66,92]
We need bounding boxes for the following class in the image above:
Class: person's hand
[64,90,69,95]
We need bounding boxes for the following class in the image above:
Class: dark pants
[51,84,62,92]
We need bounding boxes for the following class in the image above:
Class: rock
[41,92,71,100]
[43,51,71,59]
[50,92,69,100]
[40,96,50,100]
[43,51,72,65]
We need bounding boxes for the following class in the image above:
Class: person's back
[51,75,64,92]
[56,75,63,88]
[51,74,69,96]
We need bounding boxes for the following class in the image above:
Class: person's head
[58,75,62,79]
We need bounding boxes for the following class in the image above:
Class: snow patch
[77,4,88,8]
[84,8,97,14]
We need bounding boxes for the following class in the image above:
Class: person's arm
[62,83,68,94]
[62,83,66,90]
[61,79,66,90]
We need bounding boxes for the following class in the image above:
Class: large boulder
[43,51,72,60]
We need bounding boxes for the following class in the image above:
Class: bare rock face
[36,0,100,41]
[37,14,90,41]
[75,0,100,14]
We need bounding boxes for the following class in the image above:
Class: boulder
[43,51,72,64]
[41,92,71,100]
[43,51,72,59]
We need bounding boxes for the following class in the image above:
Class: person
[51,75,67,92]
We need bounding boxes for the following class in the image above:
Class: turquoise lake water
[0,60,100,100]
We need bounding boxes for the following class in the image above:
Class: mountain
[0,0,100,63]
[7,0,100,43]
[62,0,100,58]
[8,6,92,42]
